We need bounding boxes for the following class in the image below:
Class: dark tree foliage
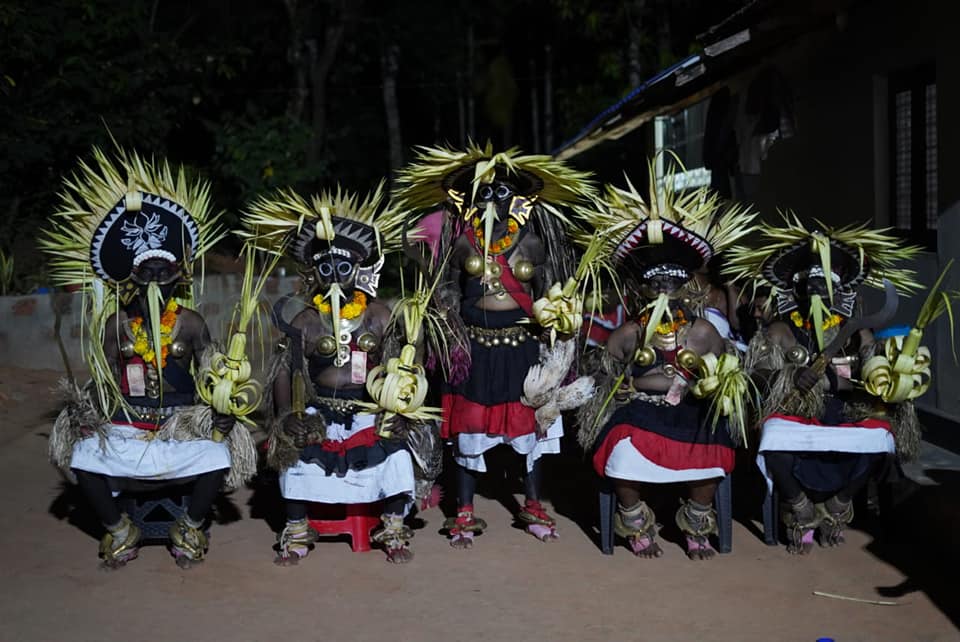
[0,0,742,291]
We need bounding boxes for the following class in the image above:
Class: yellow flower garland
[790,310,842,331]
[313,290,368,319]
[639,308,687,336]
[129,299,180,367]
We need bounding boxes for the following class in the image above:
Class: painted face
[792,274,834,315]
[312,250,359,291]
[638,263,691,298]
[130,257,180,299]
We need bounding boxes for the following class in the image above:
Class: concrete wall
[0,274,301,378]
[932,204,960,419]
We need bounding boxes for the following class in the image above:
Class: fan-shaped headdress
[724,212,922,317]
[41,147,223,303]
[392,141,597,216]
[577,159,756,288]
[241,181,405,298]
[39,147,224,418]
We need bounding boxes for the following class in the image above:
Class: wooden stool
[307,502,382,552]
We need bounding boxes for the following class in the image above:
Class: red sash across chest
[465,229,534,316]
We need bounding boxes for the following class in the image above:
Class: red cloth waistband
[318,427,380,454]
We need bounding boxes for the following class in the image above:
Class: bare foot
[518,500,558,542]
[628,534,663,558]
[172,551,204,569]
[819,523,846,547]
[99,549,138,571]
[274,522,316,566]
[385,545,414,564]
[686,536,716,561]
[450,532,474,549]
[526,523,559,542]
[274,550,307,566]
[787,529,815,555]
[445,509,485,549]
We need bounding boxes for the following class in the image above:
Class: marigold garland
[313,289,368,319]
[129,299,180,368]
[790,310,843,332]
[473,216,520,254]
[639,308,687,335]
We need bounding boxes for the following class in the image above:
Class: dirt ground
[0,366,957,642]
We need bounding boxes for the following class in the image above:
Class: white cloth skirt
[756,414,896,493]
[279,412,416,504]
[453,416,563,473]
[70,424,231,481]
[603,436,727,483]
[280,450,415,504]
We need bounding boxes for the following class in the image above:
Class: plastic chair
[307,502,382,552]
[119,491,191,542]
[598,474,733,555]
[762,486,780,545]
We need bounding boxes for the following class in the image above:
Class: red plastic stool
[307,502,382,552]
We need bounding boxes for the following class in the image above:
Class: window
[654,99,712,190]
[890,64,937,247]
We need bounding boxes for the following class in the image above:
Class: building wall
[737,0,960,419]
[750,0,937,227]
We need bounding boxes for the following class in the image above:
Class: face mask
[312,252,359,292]
[131,258,180,302]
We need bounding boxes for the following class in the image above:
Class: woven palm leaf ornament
[196,247,280,438]
[862,260,958,402]
[365,266,446,433]
[40,147,225,419]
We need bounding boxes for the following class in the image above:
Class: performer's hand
[282,413,309,448]
[211,410,235,434]
[377,413,409,439]
[793,367,820,393]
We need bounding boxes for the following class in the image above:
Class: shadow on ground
[864,469,960,628]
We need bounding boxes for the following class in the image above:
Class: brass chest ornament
[513,259,535,282]
[316,315,366,367]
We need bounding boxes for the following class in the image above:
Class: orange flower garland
[129,299,180,368]
[313,290,368,319]
[473,216,520,254]
[639,308,687,335]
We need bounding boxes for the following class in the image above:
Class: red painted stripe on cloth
[114,421,164,431]
[593,423,735,477]
[441,393,537,438]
